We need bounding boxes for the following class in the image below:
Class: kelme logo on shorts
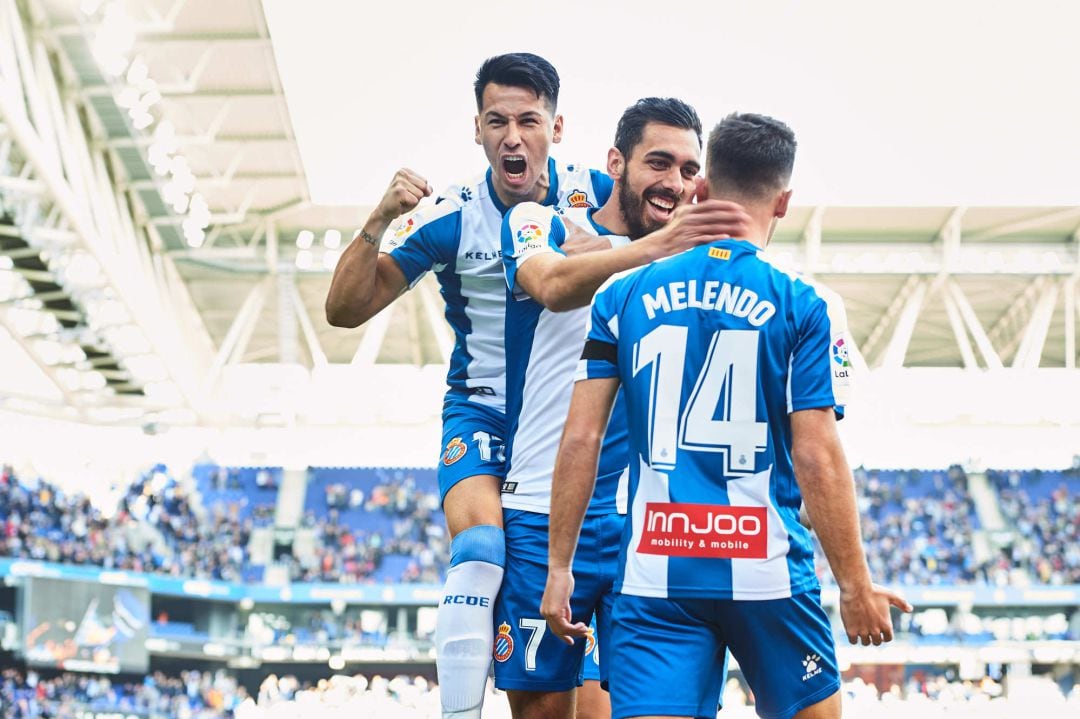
[442,437,468,466]
[493,621,514,662]
[802,653,823,681]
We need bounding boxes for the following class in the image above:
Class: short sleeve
[788,289,852,418]
[576,277,624,381]
[501,202,566,296]
[379,202,461,288]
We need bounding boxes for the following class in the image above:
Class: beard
[617,171,680,240]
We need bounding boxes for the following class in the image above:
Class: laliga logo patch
[584,626,596,657]
[494,622,514,662]
[515,222,544,248]
[394,216,420,239]
[442,437,468,466]
[567,189,593,208]
[831,338,851,367]
[832,338,852,381]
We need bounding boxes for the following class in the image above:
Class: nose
[661,167,686,197]
[503,121,522,149]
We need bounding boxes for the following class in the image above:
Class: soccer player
[497,99,749,719]
[540,113,913,719]
[325,53,613,719]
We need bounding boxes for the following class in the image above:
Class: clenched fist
[373,168,433,224]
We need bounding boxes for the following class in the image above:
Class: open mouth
[502,155,527,182]
[645,192,678,220]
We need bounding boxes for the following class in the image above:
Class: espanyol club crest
[442,437,468,466]
[584,626,596,658]
[566,189,593,208]
[494,621,514,662]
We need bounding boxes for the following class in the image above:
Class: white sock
[436,559,504,718]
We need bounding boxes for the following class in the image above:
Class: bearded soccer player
[496,98,749,719]
[541,113,913,719]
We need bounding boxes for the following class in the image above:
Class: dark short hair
[706,113,796,198]
[614,97,702,159]
[474,53,560,111]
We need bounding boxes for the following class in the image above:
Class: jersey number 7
[632,326,768,475]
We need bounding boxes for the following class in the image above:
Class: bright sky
[263,0,1080,208]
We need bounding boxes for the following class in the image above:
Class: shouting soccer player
[326,54,612,719]
[541,113,913,719]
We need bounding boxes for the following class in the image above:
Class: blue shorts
[609,589,839,719]
[493,509,622,692]
[438,397,507,502]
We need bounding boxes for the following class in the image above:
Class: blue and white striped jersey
[381,159,612,409]
[579,239,852,600]
[501,203,629,516]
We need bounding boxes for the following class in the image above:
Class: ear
[552,114,564,144]
[775,189,792,218]
[695,176,709,202]
[474,115,481,145]
[606,147,624,179]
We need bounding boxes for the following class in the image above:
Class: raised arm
[790,408,912,645]
[325,169,431,327]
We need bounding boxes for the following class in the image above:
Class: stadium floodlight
[125,58,149,87]
[143,380,182,404]
[323,229,342,249]
[295,249,313,270]
[322,249,340,271]
[104,325,151,356]
[295,230,314,249]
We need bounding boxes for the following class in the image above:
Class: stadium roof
[0,0,1077,427]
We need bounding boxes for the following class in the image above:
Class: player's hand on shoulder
[839,582,913,646]
[560,217,612,256]
[650,199,752,255]
[374,168,433,223]
[540,569,590,646]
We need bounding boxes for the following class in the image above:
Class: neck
[591,198,631,237]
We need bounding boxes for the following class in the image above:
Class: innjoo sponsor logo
[637,502,767,559]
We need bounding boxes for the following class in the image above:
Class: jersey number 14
[633,326,767,475]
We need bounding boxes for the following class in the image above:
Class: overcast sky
[263,0,1080,208]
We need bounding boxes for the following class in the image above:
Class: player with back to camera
[541,112,914,719]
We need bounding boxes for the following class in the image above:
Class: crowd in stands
[990,469,1080,585]
[1,668,247,719]
[815,466,995,586]
[3,461,1079,589]
[7,666,1074,719]
[296,473,447,585]
[0,464,268,583]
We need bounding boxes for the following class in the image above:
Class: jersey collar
[485,157,560,215]
[585,207,618,236]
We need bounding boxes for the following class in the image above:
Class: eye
[681,167,698,179]
[648,160,668,170]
